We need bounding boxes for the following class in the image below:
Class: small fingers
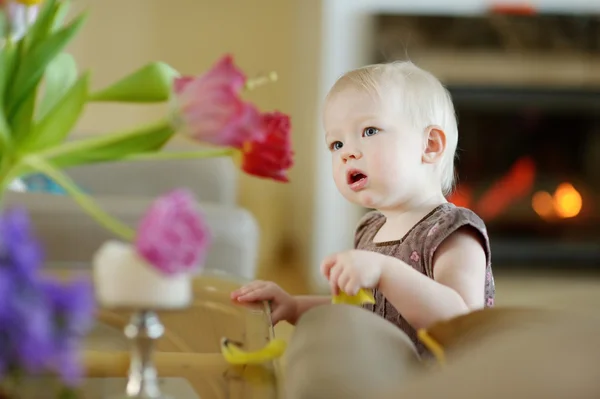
[231,280,263,298]
[270,307,285,325]
[343,277,359,296]
[320,253,338,278]
[328,264,343,295]
[338,271,352,294]
[232,281,270,301]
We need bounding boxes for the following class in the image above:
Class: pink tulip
[172,55,264,149]
[135,189,211,276]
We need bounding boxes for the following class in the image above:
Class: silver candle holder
[122,310,170,399]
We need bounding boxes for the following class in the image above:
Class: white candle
[93,240,192,310]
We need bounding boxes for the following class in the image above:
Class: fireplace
[373,12,600,267]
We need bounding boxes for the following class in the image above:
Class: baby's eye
[363,127,379,137]
[330,141,343,151]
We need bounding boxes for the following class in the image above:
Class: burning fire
[448,156,536,220]
[448,156,584,221]
[532,182,582,220]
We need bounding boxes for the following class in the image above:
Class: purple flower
[50,340,83,387]
[0,208,53,374]
[0,268,10,320]
[42,276,96,336]
[0,208,95,387]
[41,276,96,385]
[0,207,43,284]
[11,295,54,374]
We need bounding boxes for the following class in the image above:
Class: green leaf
[24,0,59,51]
[0,44,14,150]
[52,0,71,32]
[0,43,10,108]
[0,11,7,41]
[35,120,175,169]
[36,52,79,121]
[88,62,180,103]
[10,86,38,143]
[7,11,87,119]
[22,72,88,152]
[0,112,12,154]
[2,39,19,106]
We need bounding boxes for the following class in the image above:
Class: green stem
[121,148,235,162]
[22,155,135,241]
[0,160,23,209]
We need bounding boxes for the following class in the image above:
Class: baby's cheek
[369,157,394,181]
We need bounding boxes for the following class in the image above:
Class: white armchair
[5,192,260,279]
[64,155,238,206]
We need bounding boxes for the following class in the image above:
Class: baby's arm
[291,296,331,324]
[232,280,331,325]
[378,226,486,330]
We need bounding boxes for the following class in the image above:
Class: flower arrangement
[0,0,293,242]
[0,0,294,396]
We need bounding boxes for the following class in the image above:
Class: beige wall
[64,0,319,275]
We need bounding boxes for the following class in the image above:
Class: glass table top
[46,264,282,399]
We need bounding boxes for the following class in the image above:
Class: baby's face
[323,88,425,209]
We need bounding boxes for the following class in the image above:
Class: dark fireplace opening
[447,86,600,267]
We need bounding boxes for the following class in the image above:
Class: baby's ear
[422,126,446,164]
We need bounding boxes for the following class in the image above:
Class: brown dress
[355,203,495,355]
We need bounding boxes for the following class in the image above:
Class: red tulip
[241,112,293,182]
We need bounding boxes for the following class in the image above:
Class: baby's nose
[341,147,362,162]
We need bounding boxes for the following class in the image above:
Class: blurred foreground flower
[135,189,211,276]
[0,208,95,391]
[42,276,95,385]
[0,207,43,283]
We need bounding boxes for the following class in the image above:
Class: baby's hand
[231,281,297,325]
[320,250,387,296]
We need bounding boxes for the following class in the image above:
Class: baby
[231,61,495,354]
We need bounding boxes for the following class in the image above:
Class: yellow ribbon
[417,329,446,366]
[332,288,375,306]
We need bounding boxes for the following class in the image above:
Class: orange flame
[531,191,554,220]
[532,183,582,220]
[553,183,582,218]
[447,184,472,208]
[476,156,536,220]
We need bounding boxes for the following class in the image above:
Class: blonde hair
[326,61,458,195]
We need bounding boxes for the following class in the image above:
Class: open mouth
[347,170,368,185]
